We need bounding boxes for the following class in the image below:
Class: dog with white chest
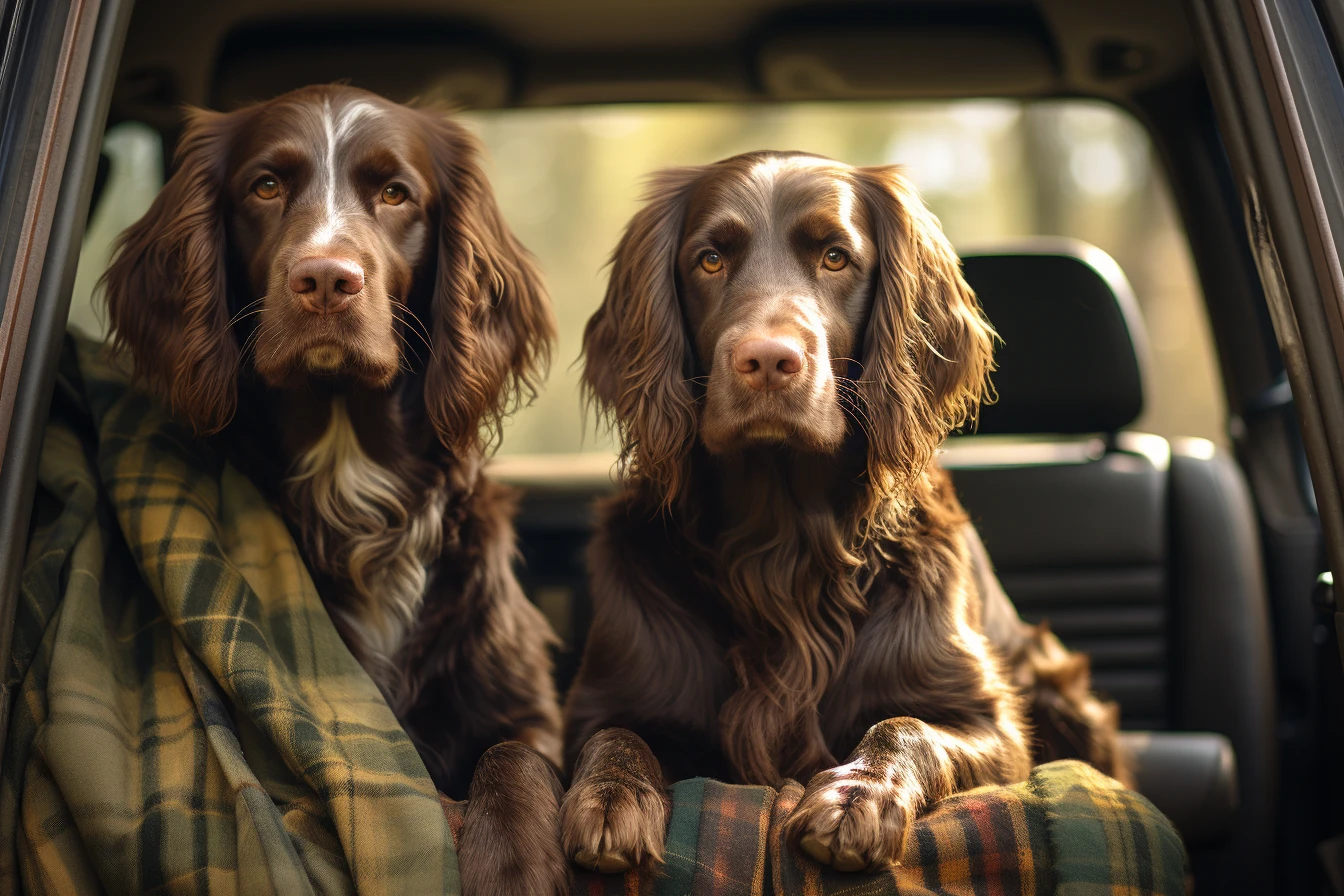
[102,84,571,896]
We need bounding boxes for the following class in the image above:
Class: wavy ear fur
[423,113,555,454]
[854,166,996,493]
[100,108,240,434]
[581,167,704,501]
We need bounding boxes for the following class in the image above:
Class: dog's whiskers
[227,296,267,329]
[390,325,424,370]
[230,317,269,379]
[390,299,438,364]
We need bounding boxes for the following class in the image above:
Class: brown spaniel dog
[102,85,568,895]
[561,152,1127,875]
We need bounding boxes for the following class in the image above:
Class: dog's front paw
[459,742,569,896]
[560,770,668,873]
[785,764,914,873]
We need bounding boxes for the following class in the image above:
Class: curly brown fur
[101,85,563,894]
[1009,622,1131,784]
[564,152,1125,874]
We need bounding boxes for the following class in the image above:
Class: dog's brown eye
[822,248,849,271]
[253,176,280,200]
[382,183,409,205]
[700,251,723,274]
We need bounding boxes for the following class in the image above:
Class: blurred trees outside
[467,99,1224,455]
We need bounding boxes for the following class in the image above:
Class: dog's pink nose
[289,256,364,315]
[732,336,805,391]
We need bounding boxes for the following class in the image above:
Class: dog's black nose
[289,256,364,315]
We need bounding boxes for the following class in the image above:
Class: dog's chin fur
[305,345,347,371]
[251,319,402,389]
[700,427,842,456]
[699,398,848,457]
[253,350,401,390]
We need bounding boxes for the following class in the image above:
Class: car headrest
[959,239,1150,435]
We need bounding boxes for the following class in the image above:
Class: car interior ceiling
[83,0,1337,892]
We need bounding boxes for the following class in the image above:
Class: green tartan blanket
[1,334,1187,894]
[1,336,458,894]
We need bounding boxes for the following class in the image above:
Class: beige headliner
[115,0,1197,120]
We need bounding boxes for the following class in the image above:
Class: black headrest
[959,240,1149,435]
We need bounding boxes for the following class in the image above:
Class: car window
[69,122,165,340]
[68,100,1224,456]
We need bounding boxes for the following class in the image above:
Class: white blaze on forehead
[835,181,864,255]
[747,154,839,185]
[310,97,383,250]
[749,155,866,254]
[313,98,339,246]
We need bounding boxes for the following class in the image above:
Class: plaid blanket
[443,762,1187,896]
[1,335,458,894]
[1,334,1187,894]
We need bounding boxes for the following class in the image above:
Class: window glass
[463,100,1224,456]
[69,122,163,339]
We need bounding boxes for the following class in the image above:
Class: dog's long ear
[422,114,555,454]
[855,166,996,492]
[101,108,240,434]
[582,167,703,502]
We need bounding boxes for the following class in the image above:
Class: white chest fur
[286,397,445,679]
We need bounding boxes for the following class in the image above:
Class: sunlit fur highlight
[851,166,996,535]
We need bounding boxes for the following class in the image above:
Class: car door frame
[1187,0,1344,884]
[1186,0,1344,596]
[0,0,132,765]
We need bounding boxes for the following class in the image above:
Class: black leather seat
[951,239,1276,894]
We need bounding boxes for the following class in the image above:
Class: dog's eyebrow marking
[311,98,383,249]
[704,216,751,254]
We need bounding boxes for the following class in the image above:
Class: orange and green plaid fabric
[2,333,1184,894]
[0,334,458,894]
[446,762,1186,895]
